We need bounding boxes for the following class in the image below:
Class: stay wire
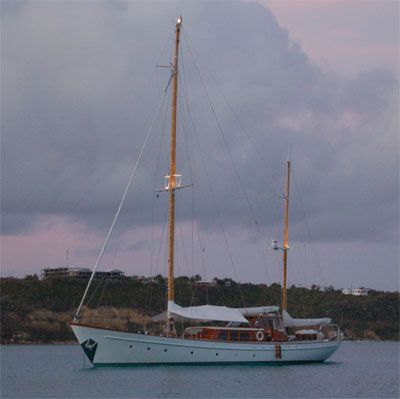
[95,253,118,314]
[176,62,208,306]
[85,273,108,310]
[178,46,212,305]
[183,32,284,292]
[182,30,280,187]
[292,170,324,285]
[181,33,256,306]
[177,37,238,306]
[147,86,171,321]
[74,86,169,321]
[179,85,246,307]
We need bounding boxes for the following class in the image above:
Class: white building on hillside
[195,279,217,287]
[342,288,370,296]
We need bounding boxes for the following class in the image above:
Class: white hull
[71,324,342,366]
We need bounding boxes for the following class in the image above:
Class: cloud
[266,1,399,81]
[1,2,398,285]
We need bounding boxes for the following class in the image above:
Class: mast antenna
[287,144,293,162]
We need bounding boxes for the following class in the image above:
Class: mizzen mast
[282,160,291,311]
[272,160,291,312]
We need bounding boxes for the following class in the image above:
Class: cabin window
[230,331,238,341]
[218,332,228,341]
[240,332,250,342]
[273,318,284,332]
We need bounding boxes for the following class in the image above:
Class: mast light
[272,240,289,251]
[177,16,182,24]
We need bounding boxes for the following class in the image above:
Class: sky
[1,1,399,292]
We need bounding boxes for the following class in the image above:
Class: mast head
[177,16,182,26]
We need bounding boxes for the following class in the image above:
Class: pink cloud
[263,1,399,76]
[1,216,173,278]
[1,217,101,277]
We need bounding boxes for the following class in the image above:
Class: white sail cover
[283,310,331,327]
[168,301,249,323]
[295,329,319,335]
[239,306,279,316]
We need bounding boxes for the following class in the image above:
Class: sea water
[1,342,399,398]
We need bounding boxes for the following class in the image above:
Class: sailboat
[71,18,343,366]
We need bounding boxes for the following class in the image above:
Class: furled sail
[283,310,331,327]
[239,306,279,316]
[168,301,249,323]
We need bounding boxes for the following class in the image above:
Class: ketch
[71,18,343,366]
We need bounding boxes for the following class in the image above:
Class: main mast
[282,161,291,311]
[167,17,182,333]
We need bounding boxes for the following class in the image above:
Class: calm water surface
[1,342,399,398]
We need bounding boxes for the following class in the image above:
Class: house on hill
[40,267,125,281]
[342,288,370,296]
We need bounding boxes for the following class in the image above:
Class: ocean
[1,342,399,398]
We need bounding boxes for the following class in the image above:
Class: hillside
[1,276,398,343]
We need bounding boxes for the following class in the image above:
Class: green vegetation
[1,276,398,343]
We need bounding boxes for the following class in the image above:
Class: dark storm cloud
[1,2,398,248]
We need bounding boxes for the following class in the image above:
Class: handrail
[319,323,343,341]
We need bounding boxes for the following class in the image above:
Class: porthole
[191,351,194,354]
[164,349,167,352]
[216,353,219,356]
[253,354,255,357]
[129,345,133,348]
[147,347,150,350]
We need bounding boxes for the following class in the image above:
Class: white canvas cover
[295,329,319,335]
[168,301,249,323]
[283,310,331,327]
[239,306,279,316]
[151,311,168,323]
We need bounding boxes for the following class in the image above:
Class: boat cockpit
[182,313,342,343]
